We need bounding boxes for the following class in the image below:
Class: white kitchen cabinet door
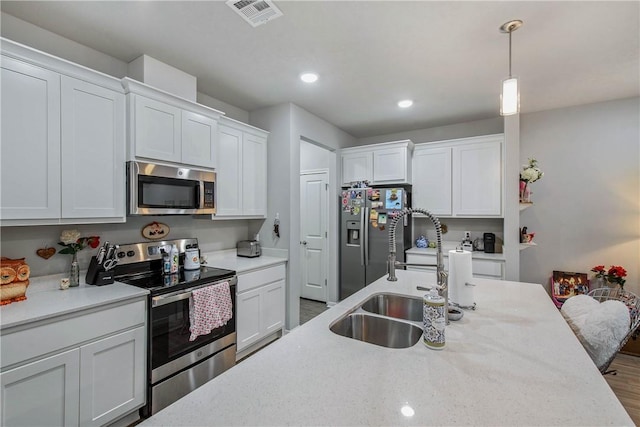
[342,151,373,185]
[453,140,502,216]
[133,95,181,163]
[61,76,125,219]
[412,147,452,215]
[236,287,262,352]
[181,111,218,169]
[373,146,409,184]
[0,57,61,220]
[262,279,285,335]
[1,348,80,427]
[241,133,267,217]
[79,327,145,427]
[217,124,243,216]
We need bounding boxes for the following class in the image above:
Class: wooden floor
[605,353,640,424]
[300,297,329,325]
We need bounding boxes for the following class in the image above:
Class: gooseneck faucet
[387,208,449,322]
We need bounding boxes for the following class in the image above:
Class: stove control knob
[117,252,126,258]
[127,250,135,257]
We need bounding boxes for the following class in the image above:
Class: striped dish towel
[189,281,233,341]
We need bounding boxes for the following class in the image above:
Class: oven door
[149,278,237,384]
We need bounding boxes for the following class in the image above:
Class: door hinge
[325,231,327,238]
[325,183,329,190]
[325,279,327,287]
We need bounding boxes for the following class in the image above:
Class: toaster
[237,240,261,258]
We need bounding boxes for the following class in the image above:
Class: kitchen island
[141,270,633,426]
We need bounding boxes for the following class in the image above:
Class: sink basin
[329,313,422,348]
[360,293,423,322]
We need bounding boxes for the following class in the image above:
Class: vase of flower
[520,158,543,203]
[57,229,101,288]
[69,252,80,287]
[590,264,627,290]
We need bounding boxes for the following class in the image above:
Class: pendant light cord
[508,29,512,78]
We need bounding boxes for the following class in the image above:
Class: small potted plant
[520,158,543,203]
[590,264,627,289]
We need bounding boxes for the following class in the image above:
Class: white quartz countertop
[0,272,148,330]
[407,245,506,261]
[141,270,632,426]
[201,249,287,273]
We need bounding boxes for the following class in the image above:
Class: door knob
[301,241,308,245]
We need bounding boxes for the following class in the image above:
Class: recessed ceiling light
[398,99,413,108]
[300,73,318,83]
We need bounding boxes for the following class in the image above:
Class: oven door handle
[151,277,237,308]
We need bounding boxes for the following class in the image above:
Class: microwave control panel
[203,182,215,208]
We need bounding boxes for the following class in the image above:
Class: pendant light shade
[501,77,519,116]
[500,20,523,116]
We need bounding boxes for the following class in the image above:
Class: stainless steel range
[111,238,237,417]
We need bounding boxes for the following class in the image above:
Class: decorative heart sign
[36,247,56,260]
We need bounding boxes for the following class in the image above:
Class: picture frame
[551,270,589,307]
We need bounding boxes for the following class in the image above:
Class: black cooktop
[117,265,236,295]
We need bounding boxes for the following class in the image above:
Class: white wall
[520,97,640,295]
[357,117,503,146]
[0,218,251,278]
[250,103,356,329]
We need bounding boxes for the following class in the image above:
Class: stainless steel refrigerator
[339,186,412,300]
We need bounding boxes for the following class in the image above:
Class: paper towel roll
[448,249,474,307]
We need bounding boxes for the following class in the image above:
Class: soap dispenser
[423,288,446,350]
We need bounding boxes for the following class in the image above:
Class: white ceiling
[2,1,638,138]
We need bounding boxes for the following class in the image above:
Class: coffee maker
[483,233,496,253]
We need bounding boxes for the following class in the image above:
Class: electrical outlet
[464,231,471,241]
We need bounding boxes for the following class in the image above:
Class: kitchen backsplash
[0,217,256,277]
[413,217,504,246]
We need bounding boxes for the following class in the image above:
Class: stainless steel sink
[360,293,423,322]
[329,313,422,349]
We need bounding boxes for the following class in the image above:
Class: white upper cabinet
[181,111,218,169]
[123,78,223,169]
[412,134,504,217]
[341,140,413,186]
[132,94,181,162]
[1,56,61,221]
[412,146,452,215]
[452,140,502,216]
[215,117,268,218]
[342,151,373,184]
[61,76,125,219]
[1,40,126,225]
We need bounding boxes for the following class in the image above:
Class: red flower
[591,265,606,275]
[87,236,101,249]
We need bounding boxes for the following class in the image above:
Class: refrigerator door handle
[363,207,369,265]
[360,206,365,266]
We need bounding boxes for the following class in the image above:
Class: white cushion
[561,295,630,370]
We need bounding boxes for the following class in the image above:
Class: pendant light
[500,20,523,116]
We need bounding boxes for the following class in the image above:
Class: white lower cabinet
[79,327,146,427]
[0,299,147,427]
[406,253,504,280]
[236,264,286,356]
[1,349,80,427]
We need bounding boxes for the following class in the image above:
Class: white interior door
[300,171,328,302]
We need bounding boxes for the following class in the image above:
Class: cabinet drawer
[237,264,286,293]
[1,299,146,369]
[472,259,504,278]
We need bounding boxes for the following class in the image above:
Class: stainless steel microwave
[127,161,215,215]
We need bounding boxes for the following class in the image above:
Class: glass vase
[590,276,608,290]
[69,252,80,287]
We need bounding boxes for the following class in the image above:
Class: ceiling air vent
[226,0,283,28]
